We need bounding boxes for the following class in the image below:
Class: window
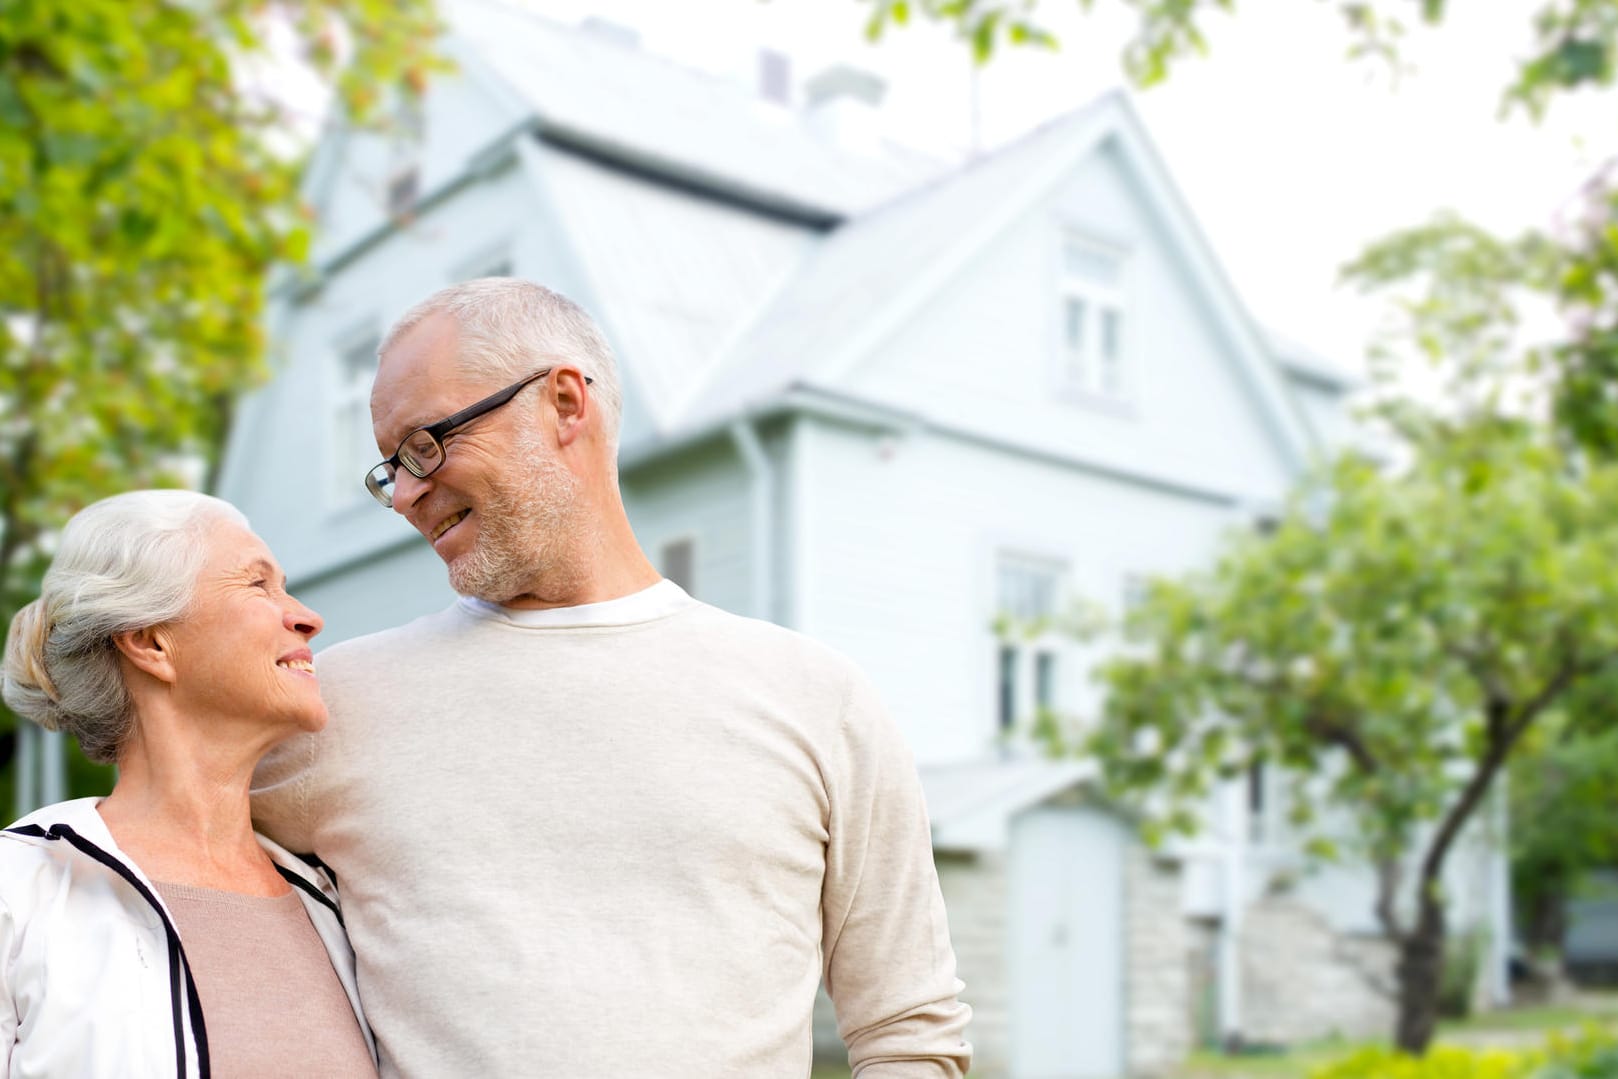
[329,329,380,507]
[1058,235,1130,401]
[997,556,1061,624]
[384,91,425,221]
[1121,574,1150,614]
[1034,650,1057,712]
[386,167,420,219]
[661,538,696,596]
[1248,761,1267,844]
[997,645,1018,734]
[994,554,1066,742]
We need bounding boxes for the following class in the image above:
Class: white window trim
[324,321,381,515]
[1053,230,1138,413]
[990,548,1071,746]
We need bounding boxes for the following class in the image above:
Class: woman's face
[162,518,328,738]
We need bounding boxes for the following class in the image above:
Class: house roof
[286,4,1346,470]
[1265,328,1363,391]
[445,0,946,221]
[922,757,1102,853]
[665,90,1321,472]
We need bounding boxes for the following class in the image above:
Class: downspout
[730,419,774,624]
[12,723,65,817]
[1218,779,1246,1046]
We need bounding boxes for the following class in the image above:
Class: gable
[846,136,1300,503]
[303,34,532,268]
[679,93,1323,505]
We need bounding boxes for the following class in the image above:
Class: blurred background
[6,1,1618,1076]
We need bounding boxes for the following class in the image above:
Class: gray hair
[379,278,623,448]
[2,490,247,764]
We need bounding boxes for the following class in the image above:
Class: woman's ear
[113,626,179,686]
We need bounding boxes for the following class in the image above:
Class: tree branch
[1374,853,1409,945]
[1307,710,1381,776]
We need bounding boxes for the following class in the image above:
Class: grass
[802,996,1618,1079]
[1176,995,1618,1079]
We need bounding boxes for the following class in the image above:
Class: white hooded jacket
[0,797,374,1078]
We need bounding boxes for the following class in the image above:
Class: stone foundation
[1240,896,1397,1045]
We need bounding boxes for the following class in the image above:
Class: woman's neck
[97,724,289,896]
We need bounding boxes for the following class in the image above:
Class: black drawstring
[274,863,344,926]
[5,823,211,1079]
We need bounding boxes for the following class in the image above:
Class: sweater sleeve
[821,669,972,1077]
[250,729,318,853]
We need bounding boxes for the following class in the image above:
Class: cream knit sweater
[252,582,971,1078]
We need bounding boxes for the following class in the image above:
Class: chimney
[759,48,792,106]
[579,16,640,50]
[804,63,886,153]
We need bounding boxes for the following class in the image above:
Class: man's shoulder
[675,602,865,688]
[316,602,470,672]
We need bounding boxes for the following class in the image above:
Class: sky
[492,0,1614,378]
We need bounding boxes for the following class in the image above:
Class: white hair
[379,278,623,448]
[2,490,247,764]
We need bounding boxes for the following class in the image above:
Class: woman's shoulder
[2,797,99,850]
[0,799,146,913]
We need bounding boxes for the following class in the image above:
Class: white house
[210,1,1511,1074]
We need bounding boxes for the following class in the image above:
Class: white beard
[447,430,586,603]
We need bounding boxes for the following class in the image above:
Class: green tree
[0,0,440,805]
[1509,706,1618,989]
[1087,423,1618,1054]
[862,0,1618,113]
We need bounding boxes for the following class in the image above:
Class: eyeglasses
[363,367,592,508]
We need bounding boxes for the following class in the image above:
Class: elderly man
[252,278,972,1077]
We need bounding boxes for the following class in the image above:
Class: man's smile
[431,509,470,542]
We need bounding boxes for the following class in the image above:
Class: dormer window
[1058,236,1130,402]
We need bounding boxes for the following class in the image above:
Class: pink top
[154,881,376,1079]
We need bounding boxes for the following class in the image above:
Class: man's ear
[551,367,591,448]
[113,626,179,686]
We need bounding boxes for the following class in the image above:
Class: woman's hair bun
[2,598,68,730]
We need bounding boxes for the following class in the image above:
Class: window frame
[325,321,382,513]
[991,550,1070,745]
[1053,231,1136,409]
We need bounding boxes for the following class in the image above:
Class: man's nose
[391,467,431,515]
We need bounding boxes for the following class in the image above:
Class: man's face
[371,314,581,602]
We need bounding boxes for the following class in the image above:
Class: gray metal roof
[447,0,946,220]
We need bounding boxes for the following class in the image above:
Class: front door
[1009,805,1125,1079]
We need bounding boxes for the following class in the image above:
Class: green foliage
[1310,1028,1618,1079]
[0,0,440,797]
[1312,1043,1532,1079]
[1092,424,1618,877]
[858,0,1618,110]
[1508,712,1618,957]
[1437,928,1485,1019]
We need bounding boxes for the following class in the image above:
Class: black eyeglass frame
[363,366,593,507]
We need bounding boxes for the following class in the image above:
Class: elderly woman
[0,490,375,1078]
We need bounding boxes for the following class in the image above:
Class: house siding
[796,415,1248,765]
[622,439,755,617]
